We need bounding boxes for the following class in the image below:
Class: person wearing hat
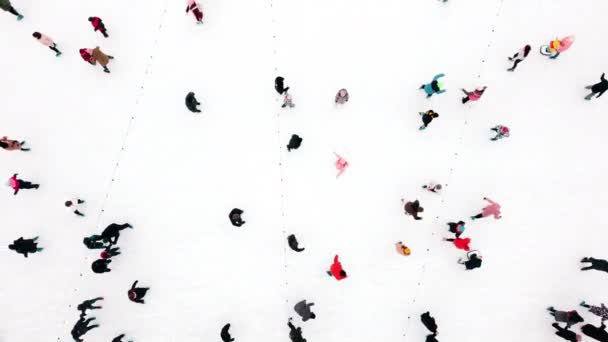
[490,125,510,141]
[419,110,439,130]
[447,221,466,238]
[396,241,411,256]
[128,280,149,304]
[335,89,349,104]
[461,86,487,104]
[101,247,121,259]
[420,74,446,98]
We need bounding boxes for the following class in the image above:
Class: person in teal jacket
[0,0,23,20]
[420,74,446,98]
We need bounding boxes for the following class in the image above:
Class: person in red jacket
[88,17,108,37]
[327,255,347,280]
[442,237,471,251]
[8,173,39,195]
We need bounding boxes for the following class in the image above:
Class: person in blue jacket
[420,74,446,98]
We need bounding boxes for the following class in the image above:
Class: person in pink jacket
[471,197,501,220]
[8,173,39,195]
[334,153,348,178]
[32,32,61,57]
[461,86,487,104]
[186,0,203,24]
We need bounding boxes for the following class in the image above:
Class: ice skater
[9,236,43,257]
[229,208,245,227]
[71,316,99,342]
[8,173,39,195]
[100,246,121,259]
[32,32,61,56]
[471,197,501,220]
[288,318,307,342]
[275,76,289,95]
[282,92,295,108]
[461,86,487,104]
[101,223,133,245]
[507,45,531,71]
[327,255,347,281]
[77,297,103,318]
[128,280,149,304]
[88,17,108,37]
[396,241,411,256]
[552,323,582,342]
[112,334,134,342]
[287,134,302,152]
[91,258,112,273]
[185,92,202,113]
[581,323,608,342]
[447,221,466,238]
[581,257,608,273]
[420,74,446,98]
[65,198,86,217]
[221,323,235,342]
[422,182,442,193]
[80,47,114,73]
[287,234,305,252]
[421,312,438,336]
[0,0,23,20]
[419,110,439,130]
[83,234,107,250]
[490,125,510,141]
[294,300,316,321]
[0,136,29,151]
[585,73,608,100]
[458,250,483,270]
[186,0,204,24]
[547,307,585,328]
[334,153,349,178]
[442,236,471,251]
[580,301,608,322]
[335,89,349,104]
[402,199,424,220]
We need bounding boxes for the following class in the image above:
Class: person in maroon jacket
[88,17,108,37]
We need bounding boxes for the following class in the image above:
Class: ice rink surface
[1,0,608,341]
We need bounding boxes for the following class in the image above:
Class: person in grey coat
[547,307,585,328]
[0,0,23,20]
[294,300,316,321]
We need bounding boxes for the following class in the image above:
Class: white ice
[1,0,608,341]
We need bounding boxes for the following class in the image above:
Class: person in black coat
[581,257,608,273]
[458,251,482,270]
[9,236,43,257]
[83,234,107,249]
[71,316,99,342]
[585,73,608,100]
[229,208,245,227]
[92,259,112,273]
[221,323,235,342]
[287,134,302,152]
[128,280,149,304]
[101,223,133,245]
[185,92,202,113]
[582,323,608,342]
[77,297,103,318]
[112,334,133,342]
[287,318,306,342]
[552,323,582,342]
[275,76,290,95]
[287,234,305,252]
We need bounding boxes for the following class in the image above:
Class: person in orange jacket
[327,255,347,280]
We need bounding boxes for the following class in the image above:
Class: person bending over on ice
[490,125,510,141]
[128,280,149,304]
[9,236,43,257]
[581,322,608,342]
[402,199,424,220]
[77,297,103,318]
[229,208,245,227]
[112,334,134,342]
[507,45,531,71]
[294,300,316,321]
[471,197,501,220]
[547,307,585,328]
[327,255,347,281]
[185,92,202,113]
[32,32,61,57]
[552,323,583,342]
[461,86,487,104]
[420,74,446,98]
[581,257,608,273]
[0,136,29,151]
[92,258,112,274]
[585,73,608,100]
[71,316,99,342]
[458,251,482,270]
[419,110,439,130]
[287,234,305,252]
[221,323,235,342]
[580,301,608,322]
[186,0,204,24]
[101,223,133,245]
[0,0,23,20]
[65,198,86,217]
[88,17,109,37]
[8,173,39,195]
[335,89,349,104]
[288,318,307,342]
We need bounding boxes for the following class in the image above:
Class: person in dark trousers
[101,223,133,245]
[185,92,202,113]
[402,199,424,220]
[0,0,23,20]
[32,32,61,56]
[275,76,289,95]
[458,251,482,270]
[419,110,439,130]
[582,322,608,342]
[287,134,302,152]
[580,301,608,322]
[128,280,149,304]
[65,199,86,217]
[92,259,112,273]
[9,237,43,257]
[71,316,99,342]
[547,307,585,328]
[0,136,29,151]
[83,235,107,250]
[581,257,608,273]
[112,334,133,342]
[552,323,582,342]
[287,234,305,252]
[507,45,531,71]
[77,297,103,318]
[8,173,39,195]
[288,318,307,342]
[585,73,608,100]
[294,300,316,321]
[421,312,438,342]
[229,208,245,227]
[221,323,234,342]
[88,17,108,37]
[447,221,466,238]
[101,246,121,259]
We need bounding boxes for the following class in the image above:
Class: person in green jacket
[0,0,23,20]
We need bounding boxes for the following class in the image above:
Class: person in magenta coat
[442,237,471,251]
[461,86,487,104]
[32,32,61,56]
[8,173,39,195]
[471,197,501,220]
[327,255,347,280]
